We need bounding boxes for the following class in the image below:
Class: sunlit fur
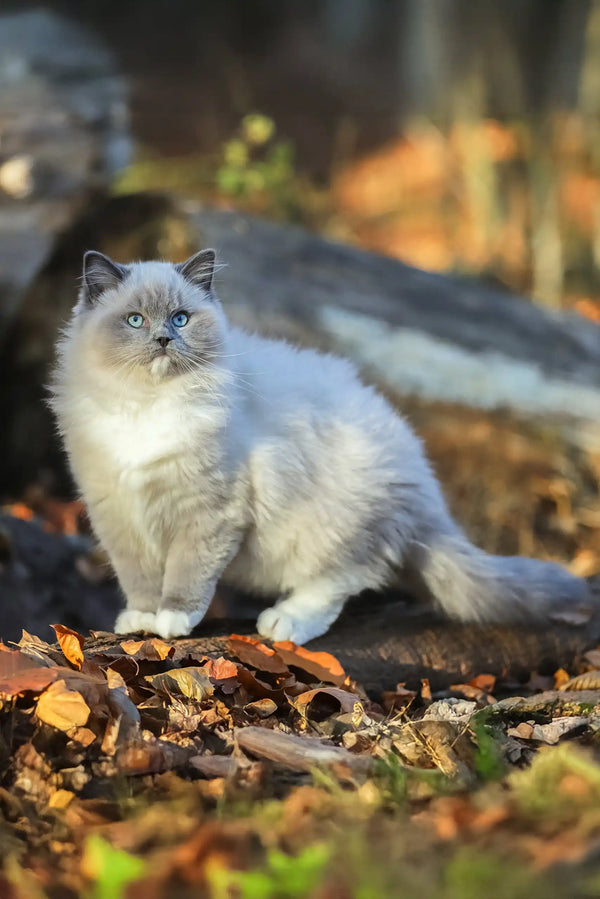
[50,252,589,642]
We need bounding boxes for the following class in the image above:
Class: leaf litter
[3,628,600,896]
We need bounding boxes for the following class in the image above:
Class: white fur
[51,257,588,643]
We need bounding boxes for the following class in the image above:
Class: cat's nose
[156,336,171,348]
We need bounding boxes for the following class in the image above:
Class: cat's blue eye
[172,312,189,328]
[127,313,144,328]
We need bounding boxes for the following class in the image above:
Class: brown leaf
[272,641,347,686]
[227,634,288,674]
[17,631,64,667]
[244,698,278,718]
[236,667,287,704]
[36,680,91,731]
[145,668,214,701]
[421,679,432,702]
[291,687,363,721]
[52,624,85,670]
[0,647,59,697]
[120,638,174,661]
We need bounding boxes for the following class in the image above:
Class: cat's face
[74,250,225,382]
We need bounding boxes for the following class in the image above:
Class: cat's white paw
[154,609,199,640]
[114,610,157,634]
[256,607,323,645]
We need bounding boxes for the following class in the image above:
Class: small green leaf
[83,834,146,899]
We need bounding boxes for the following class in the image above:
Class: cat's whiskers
[181,350,266,402]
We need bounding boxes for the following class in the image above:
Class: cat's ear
[82,251,127,305]
[176,248,216,293]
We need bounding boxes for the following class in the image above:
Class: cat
[50,248,589,643]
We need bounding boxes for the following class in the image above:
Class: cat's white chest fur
[66,389,213,563]
[101,398,188,484]
[81,393,189,485]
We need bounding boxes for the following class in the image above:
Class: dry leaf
[36,680,91,731]
[291,687,363,721]
[0,647,59,697]
[52,624,85,670]
[272,641,347,686]
[244,698,278,718]
[227,635,288,674]
[121,638,174,661]
[145,668,214,701]
[236,667,287,704]
[48,789,75,809]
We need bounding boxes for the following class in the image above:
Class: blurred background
[2,0,600,637]
[21,0,600,310]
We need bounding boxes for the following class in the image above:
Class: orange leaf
[52,624,85,670]
[469,673,496,694]
[272,641,346,686]
[120,638,174,661]
[201,657,239,680]
[227,634,288,674]
[36,679,91,731]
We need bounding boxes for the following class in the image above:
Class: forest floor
[3,619,600,898]
[2,402,600,898]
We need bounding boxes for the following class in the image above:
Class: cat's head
[73,249,225,382]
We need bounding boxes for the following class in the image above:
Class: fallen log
[3,514,599,696]
[83,587,600,696]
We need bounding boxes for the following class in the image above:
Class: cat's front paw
[114,610,157,634]
[256,607,324,645]
[154,608,199,640]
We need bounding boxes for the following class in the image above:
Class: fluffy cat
[50,249,589,642]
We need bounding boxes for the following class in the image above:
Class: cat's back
[229,326,376,414]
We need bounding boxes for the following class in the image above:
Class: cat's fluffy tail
[409,528,589,622]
